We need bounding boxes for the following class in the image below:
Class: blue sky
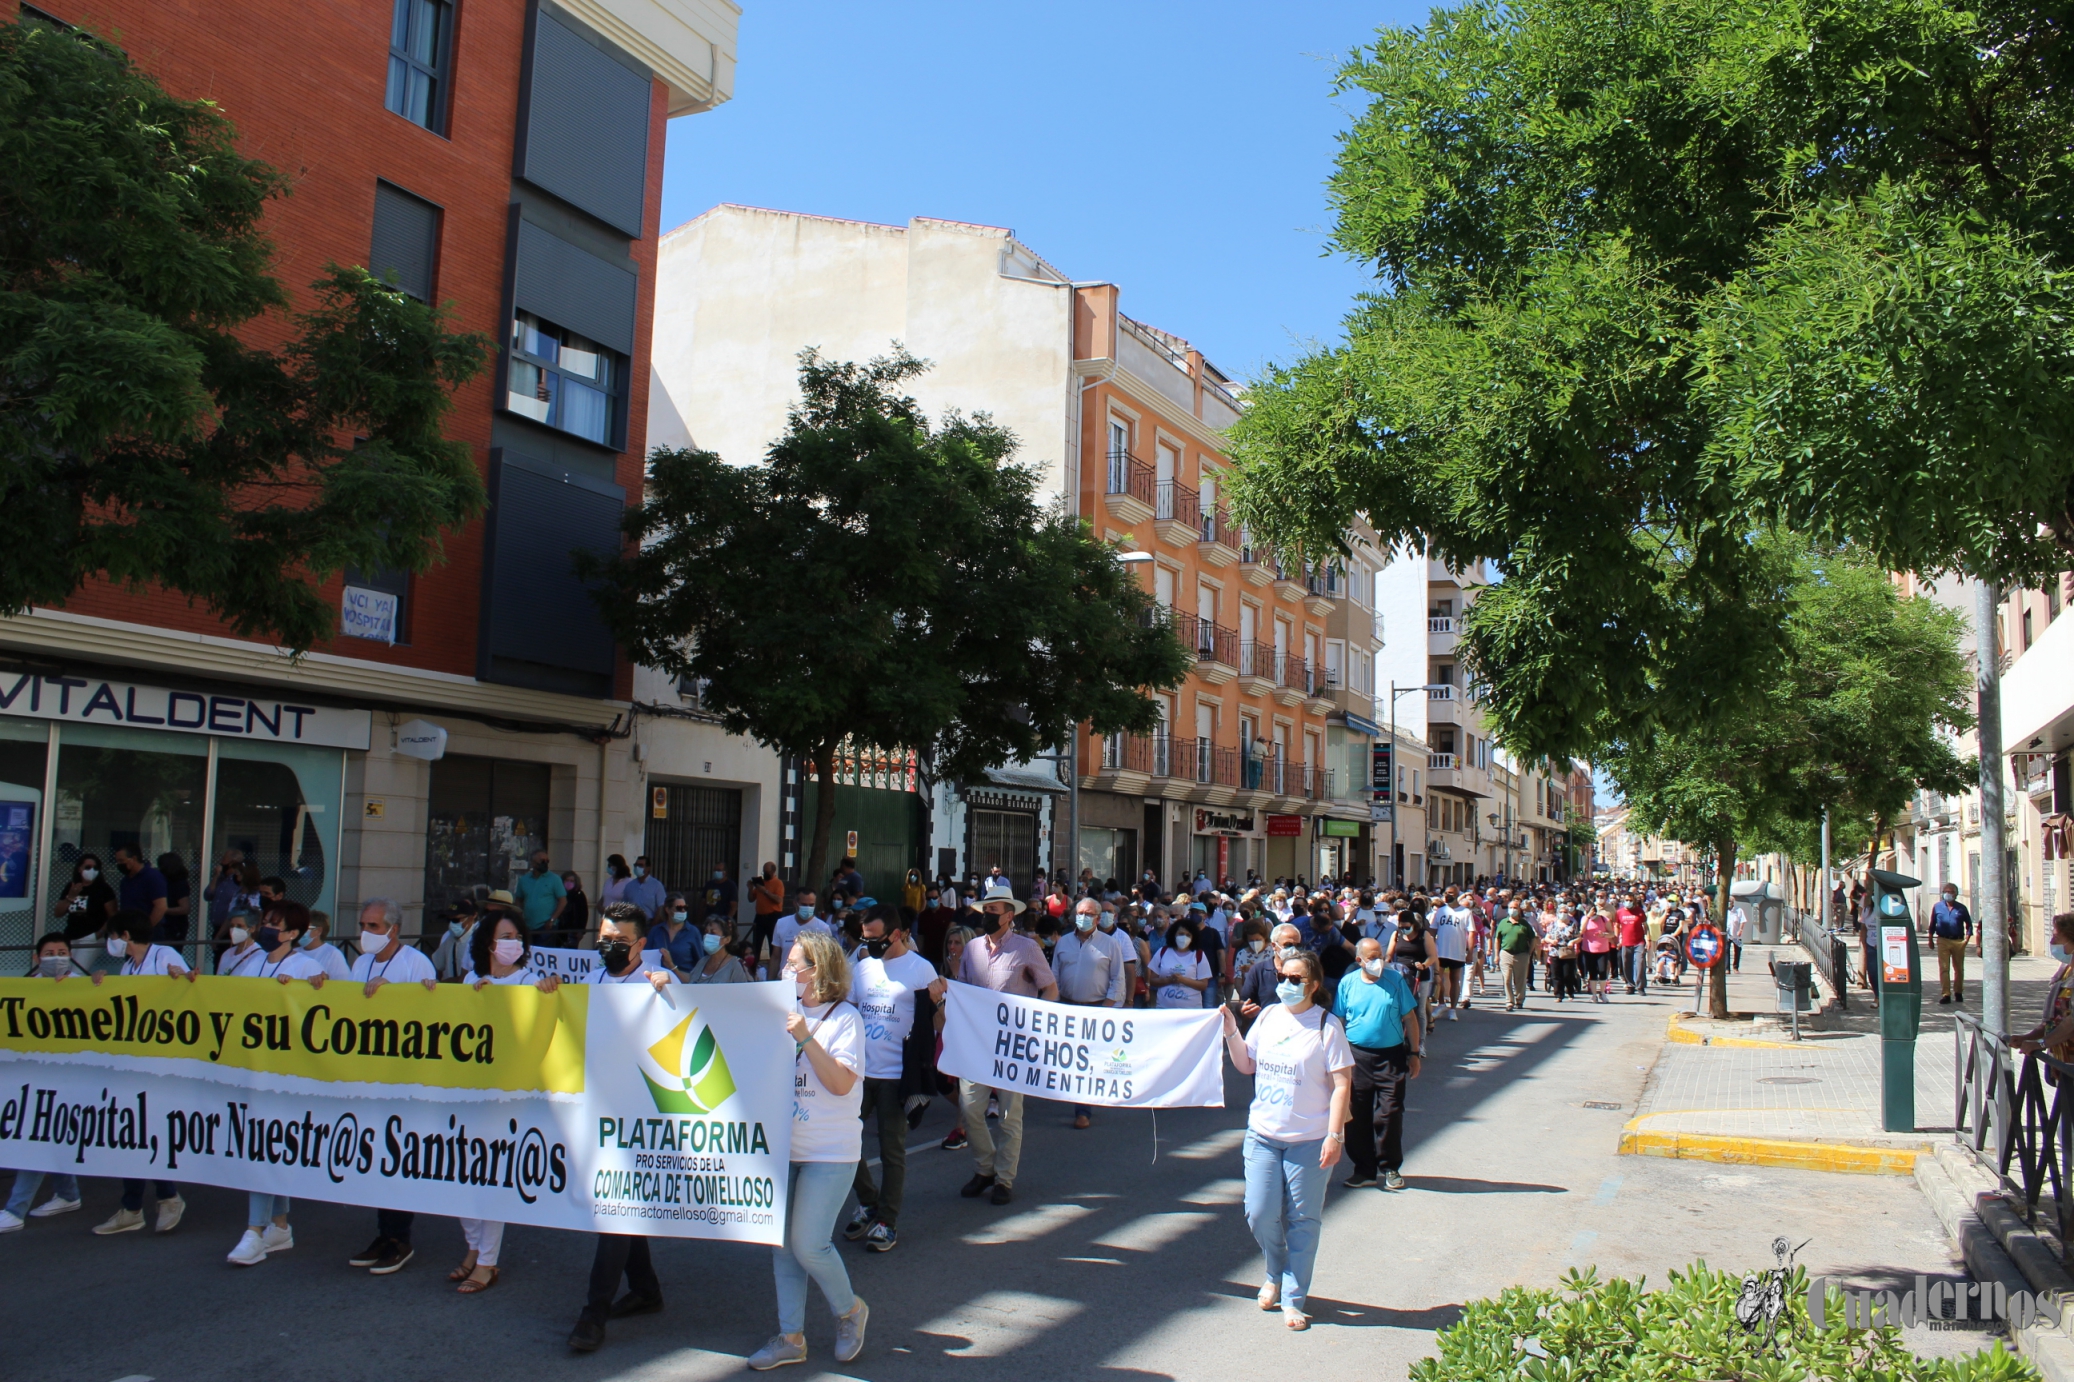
[658,0,1431,383]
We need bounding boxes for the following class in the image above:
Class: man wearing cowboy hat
[954,879,1057,1205]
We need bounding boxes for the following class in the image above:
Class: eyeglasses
[782,962,813,978]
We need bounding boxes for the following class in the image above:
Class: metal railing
[1199,506,1242,552]
[1955,1013,2074,1269]
[1105,449,1154,507]
[1279,654,1314,696]
[1155,480,1200,531]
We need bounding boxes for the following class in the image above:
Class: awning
[1329,710,1383,737]
[980,761,1067,795]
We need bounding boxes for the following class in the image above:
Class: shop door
[644,784,743,901]
[971,809,1036,896]
[424,756,550,923]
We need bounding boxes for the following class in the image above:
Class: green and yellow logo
[638,1008,738,1113]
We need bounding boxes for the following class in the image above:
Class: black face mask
[864,936,891,959]
[599,941,633,974]
[256,926,282,952]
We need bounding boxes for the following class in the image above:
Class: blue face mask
[798,904,815,920]
[300,932,318,949]
[672,910,688,924]
[1275,979,1306,1006]
[703,933,723,955]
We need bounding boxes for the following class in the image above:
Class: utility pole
[1977,580,2009,1038]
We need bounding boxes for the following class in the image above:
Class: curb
[1665,1010,1801,1049]
[1618,1124,1927,1174]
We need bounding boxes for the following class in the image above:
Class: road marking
[1169,1127,1247,1160]
[1059,1255,1125,1265]
[916,1290,1084,1357]
[1093,1211,1216,1253]
[864,1137,941,1170]
[1594,1176,1623,1204]
[960,1202,1097,1246]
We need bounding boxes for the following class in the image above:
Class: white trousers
[459,1217,504,1266]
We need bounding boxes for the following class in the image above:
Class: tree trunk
[804,740,840,895]
[1712,837,1736,1019]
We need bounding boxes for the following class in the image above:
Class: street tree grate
[1582,1100,1624,1110]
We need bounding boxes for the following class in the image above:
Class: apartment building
[649,206,1393,892]
[0,0,740,949]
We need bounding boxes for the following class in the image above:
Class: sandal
[456,1266,499,1294]
[447,1253,478,1282]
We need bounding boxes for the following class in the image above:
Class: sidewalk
[1620,942,2057,1172]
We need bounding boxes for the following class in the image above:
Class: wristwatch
[1324,1132,1344,1143]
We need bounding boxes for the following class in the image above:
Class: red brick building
[0,0,737,948]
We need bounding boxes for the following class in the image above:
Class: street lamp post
[1069,548,1158,895]
[1387,682,1451,891]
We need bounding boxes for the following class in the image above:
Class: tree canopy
[585,349,1189,888]
[1228,0,2074,767]
[0,17,489,652]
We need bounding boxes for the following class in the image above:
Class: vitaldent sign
[0,671,372,751]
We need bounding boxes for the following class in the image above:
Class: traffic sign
[1686,922,1724,969]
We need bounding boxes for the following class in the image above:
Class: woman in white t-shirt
[439,917,561,1294]
[1148,918,1211,1009]
[224,903,327,1267]
[1220,947,1352,1331]
[749,931,870,1372]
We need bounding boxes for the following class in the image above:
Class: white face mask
[795,978,812,1001]
[1362,957,1385,978]
[1075,913,1095,932]
[360,930,391,955]
[107,937,130,960]
[1248,939,1266,953]
[229,926,249,946]
[1097,914,1116,930]
[1173,933,1192,951]
[80,868,98,882]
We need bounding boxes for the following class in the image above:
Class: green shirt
[512,869,567,930]
[1496,916,1538,955]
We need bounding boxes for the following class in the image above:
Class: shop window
[51,723,206,933]
[424,755,551,922]
[0,718,48,952]
[385,0,452,135]
[212,740,341,922]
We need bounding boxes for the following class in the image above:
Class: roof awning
[1329,710,1383,737]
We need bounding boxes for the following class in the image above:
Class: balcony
[1236,640,1276,697]
[1098,732,1250,803]
[1305,663,1336,712]
[1429,752,1457,771]
[1271,563,1306,603]
[1154,480,1201,548]
[1165,609,1238,685]
[1303,567,1337,617]
[1273,653,1309,707]
[1238,535,1273,587]
[1428,616,1458,656]
[1103,450,1154,527]
[1197,506,1241,569]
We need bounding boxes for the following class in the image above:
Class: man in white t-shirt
[771,889,831,971]
[341,898,438,1278]
[1430,889,1475,1020]
[588,904,678,990]
[1051,898,1131,1129]
[844,907,943,1252]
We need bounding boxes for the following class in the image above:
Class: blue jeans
[248,1192,289,1225]
[774,1161,856,1335]
[5,1170,79,1217]
[1243,1130,1329,1313]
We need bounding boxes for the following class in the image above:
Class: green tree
[0,18,489,652]
[1228,0,2074,752]
[584,349,1189,890]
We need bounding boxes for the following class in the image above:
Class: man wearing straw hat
[953,879,1057,1205]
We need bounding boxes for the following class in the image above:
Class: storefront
[1076,787,1142,890]
[1315,816,1367,884]
[0,669,367,959]
[962,784,1048,896]
[1264,812,1305,882]
[1190,806,1261,884]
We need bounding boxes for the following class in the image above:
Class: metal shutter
[517,8,651,237]
[480,448,625,682]
[511,219,637,357]
[369,181,440,301]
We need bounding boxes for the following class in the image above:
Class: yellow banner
[0,977,587,1094]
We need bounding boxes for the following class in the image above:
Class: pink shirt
[959,930,1057,997]
[1581,914,1614,953]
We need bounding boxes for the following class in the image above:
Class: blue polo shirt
[1335,966,1416,1051]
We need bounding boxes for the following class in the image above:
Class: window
[369,181,440,302]
[2024,606,2035,650]
[424,756,550,921]
[386,0,452,134]
[2050,579,2063,622]
[508,311,621,445]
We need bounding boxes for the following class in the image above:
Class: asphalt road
[0,984,1991,1382]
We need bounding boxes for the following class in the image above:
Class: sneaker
[747,1333,808,1370]
[843,1205,876,1241]
[989,1182,1014,1205]
[348,1236,391,1267]
[0,1209,22,1233]
[940,1126,968,1151]
[227,1228,269,1266]
[93,1207,145,1235]
[1382,1170,1407,1191]
[154,1195,186,1233]
[959,1173,996,1198]
[986,1098,1000,1120]
[567,1312,606,1354]
[864,1222,898,1252]
[369,1242,414,1274]
[29,1197,81,1219]
[834,1297,869,1364]
[259,1223,294,1254]
[1447,1008,1459,1022]
[1342,1173,1377,1189]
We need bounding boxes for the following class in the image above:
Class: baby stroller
[1652,936,1681,987]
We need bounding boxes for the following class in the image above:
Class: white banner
[0,977,794,1243]
[525,945,598,982]
[936,981,1224,1108]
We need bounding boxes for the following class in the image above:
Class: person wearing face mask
[1231,919,1276,999]
[86,912,192,1236]
[441,916,562,1293]
[340,898,439,1275]
[622,855,667,922]
[1098,903,1141,1002]
[0,937,88,1231]
[953,881,1057,1204]
[750,861,787,956]
[512,849,568,937]
[2014,913,2074,1066]
[558,872,591,948]
[1238,922,1305,1023]
[1150,916,1211,1010]
[221,904,325,1265]
[567,904,676,1353]
[688,917,749,984]
[844,905,944,1251]
[54,853,117,945]
[1052,898,1130,1129]
[301,911,353,981]
[1334,937,1422,1191]
[647,892,698,981]
[1221,947,1352,1330]
[773,888,829,967]
[430,899,482,982]
[215,907,267,976]
[744,934,869,1370]
[1930,883,1975,1004]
